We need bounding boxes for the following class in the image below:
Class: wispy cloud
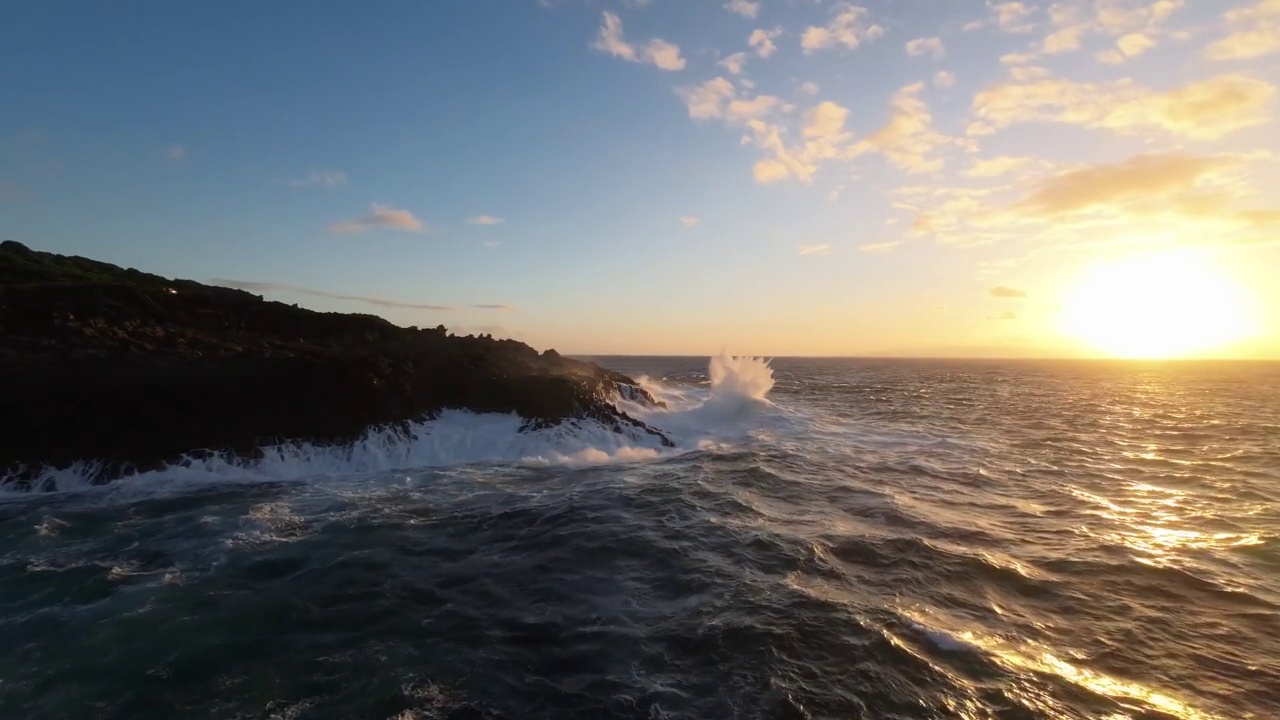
[802,4,884,53]
[719,52,748,74]
[858,241,904,253]
[329,203,426,234]
[797,244,832,255]
[289,170,347,188]
[467,215,505,225]
[906,36,945,58]
[592,11,686,71]
[989,310,1018,320]
[1206,0,1280,60]
[969,73,1276,140]
[680,215,701,227]
[990,285,1028,298]
[165,144,187,161]
[469,304,518,311]
[725,0,759,19]
[934,71,955,88]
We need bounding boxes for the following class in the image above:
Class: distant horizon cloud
[990,285,1028,298]
[797,244,831,255]
[210,278,516,312]
[289,170,347,188]
[467,214,505,225]
[328,203,425,234]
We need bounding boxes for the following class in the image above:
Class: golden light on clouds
[1059,250,1257,358]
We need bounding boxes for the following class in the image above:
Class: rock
[0,242,671,487]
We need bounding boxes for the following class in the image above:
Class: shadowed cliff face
[0,241,670,486]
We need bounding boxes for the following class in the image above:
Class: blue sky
[3,0,1279,357]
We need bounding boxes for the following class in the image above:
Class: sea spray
[2,354,782,496]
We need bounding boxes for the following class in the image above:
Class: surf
[2,354,781,496]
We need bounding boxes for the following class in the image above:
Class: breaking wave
[3,355,781,496]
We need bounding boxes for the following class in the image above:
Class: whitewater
[2,355,1278,720]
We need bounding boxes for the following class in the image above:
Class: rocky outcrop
[0,241,670,488]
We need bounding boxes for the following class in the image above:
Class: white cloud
[934,71,956,88]
[906,36,945,58]
[482,241,501,248]
[725,0,760,19]
[797,244,832,255]
[591,11,686,71]
[801,3,884,53]
[467,215,505,225]
[289,170,347,188]
[165,144,187,161]
[1118,32,1156,56]
[719,52,748,74]
[680,215,701,227]
[677,77,738,120]
[749,27,782,58]
[798,81,820,96]
[859,241,904,253]
[328,203,426,234]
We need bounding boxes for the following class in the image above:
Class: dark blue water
[2,358,1278,719]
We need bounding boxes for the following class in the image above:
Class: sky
[3,0,1279,358]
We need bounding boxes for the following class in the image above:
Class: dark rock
[0,242,671,487]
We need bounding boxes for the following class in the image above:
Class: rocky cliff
[0,241,669,488]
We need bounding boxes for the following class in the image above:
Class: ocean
[1,356,1277,719]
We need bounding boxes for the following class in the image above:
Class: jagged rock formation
[0,241,670,488]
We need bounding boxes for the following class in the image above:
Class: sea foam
[3,355,778,496]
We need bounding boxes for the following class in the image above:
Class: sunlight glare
[1060,250,1256,359]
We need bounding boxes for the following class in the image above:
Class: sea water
[1,356,1277,719]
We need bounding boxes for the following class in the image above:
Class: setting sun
[1060,250,1256,359]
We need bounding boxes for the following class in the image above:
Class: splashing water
[708,353,774,401]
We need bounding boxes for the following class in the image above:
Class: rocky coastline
[0,241,670,490]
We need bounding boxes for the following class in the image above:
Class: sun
[1060,249,1256,359]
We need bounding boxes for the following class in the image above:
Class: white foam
[3,355,784,497]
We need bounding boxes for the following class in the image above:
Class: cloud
[467,215,505,225]
[965,155,1038,178]
[725,0,759,19]
[289,170,347,188]
[212,279,458,311]
[1206,0,1280,60]
[1017,153,1235,217]
[994,2,1034,33]
[469,304,517,311]
[328,203,426,234]
[852,83,956,173]
[906,37,945,58]
[680,215,700,227]
[801,4,884,53]
[990,310,1018,320]
[592,11,686,71]
[971,73,1276,139]
[165,145,187,161]
[719,52,748,74]
[934,71,955,88]
[798,81,820,96]
[797,244,832,255]
[482,241,501,248]
[1043,25,1084,54]
[990,285,1027,298]
[858,241,903,253]
[1117,32,1156,56]
[749,27,781,58]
